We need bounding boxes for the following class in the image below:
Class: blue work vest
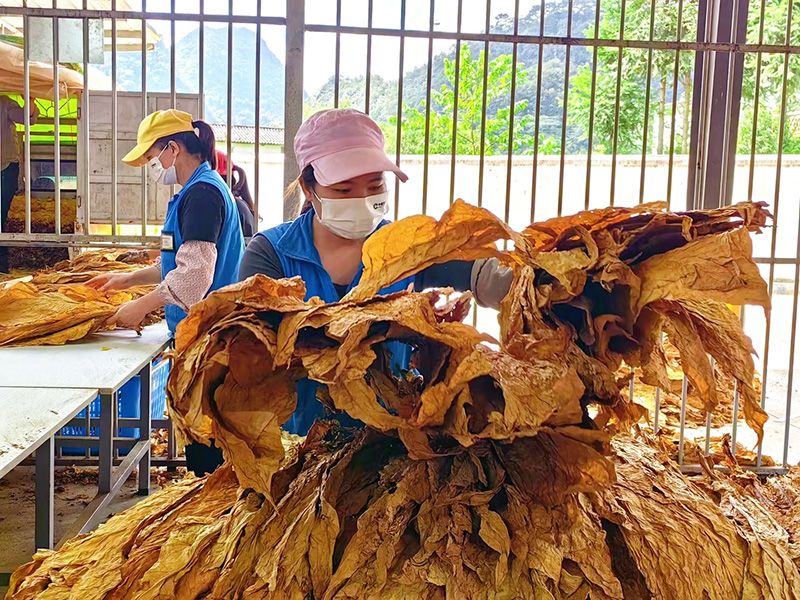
[161,162,245,333]
[259,210,415,435]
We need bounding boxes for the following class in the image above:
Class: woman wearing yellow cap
[87,109,245,336]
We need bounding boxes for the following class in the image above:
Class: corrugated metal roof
[211,124,283,146]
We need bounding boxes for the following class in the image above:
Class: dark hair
[292,165,317,215]
[154,120,216,169]
[231,164,255,217]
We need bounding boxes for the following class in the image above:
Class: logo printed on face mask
[314,191,390,240]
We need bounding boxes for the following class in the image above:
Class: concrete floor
[0,465,176,596]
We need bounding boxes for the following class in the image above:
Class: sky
[138,0,539,94]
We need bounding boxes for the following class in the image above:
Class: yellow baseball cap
[122,109,195,166]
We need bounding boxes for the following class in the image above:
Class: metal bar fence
[1,0,798,475]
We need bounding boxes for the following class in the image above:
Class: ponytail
[154,118,216,168]
[284,165,318,217]
[192,120,216,169]
[232,164,255,217]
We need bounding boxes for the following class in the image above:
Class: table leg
[35,436,54,550]
[98,392,115,494]
[138,363,152,495]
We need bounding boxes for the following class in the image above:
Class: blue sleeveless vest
[160,162,245,333]
[259,210,415,434]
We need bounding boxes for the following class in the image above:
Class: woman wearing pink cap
[239,108,511,435]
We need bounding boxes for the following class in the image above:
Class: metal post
[138,363,152,494]
[52,10,62,235]
[98,392,115,494]
[35,436,54,550]
[283,0,305,220]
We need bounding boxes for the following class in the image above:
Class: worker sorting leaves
[238,108,513,435]
[86,109,244,334]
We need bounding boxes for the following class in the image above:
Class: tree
[736,0,800,154]
[569,0,697,155]
[384,45,535,155]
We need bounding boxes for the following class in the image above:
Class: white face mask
[147,144,178,186]
[313,190,389,240]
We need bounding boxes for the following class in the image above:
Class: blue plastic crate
[150,358,170,421]
[59,361,169,456]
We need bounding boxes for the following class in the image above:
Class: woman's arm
[156,241,217,311]
[238,235,285,281]
[415,258,513,310]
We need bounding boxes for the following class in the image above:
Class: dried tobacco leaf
[0,282,157,346]
[10,202,790,600]
[347,199,522,301]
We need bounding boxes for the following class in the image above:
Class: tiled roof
[210,124,284,146]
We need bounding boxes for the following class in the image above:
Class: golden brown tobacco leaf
[50,248,155,273]
[169,276,586,494]
[8,431,800,600]
[9,202,786,599]
[347,199,522,301]
[0,282,157,346]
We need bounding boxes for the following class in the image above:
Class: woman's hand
[85,272,134,291]
[106,298,152,331]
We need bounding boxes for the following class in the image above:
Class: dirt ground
[0,464,184,595]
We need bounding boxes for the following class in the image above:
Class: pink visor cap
[294,108,408,187]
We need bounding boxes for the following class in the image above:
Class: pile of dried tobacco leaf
[10,200,798,599]
[0,249,161,346]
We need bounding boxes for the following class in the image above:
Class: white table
[0,387,98,550]
[0,322,172,393]
[0,322,172,550]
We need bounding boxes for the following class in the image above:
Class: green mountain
[99,25,285,127]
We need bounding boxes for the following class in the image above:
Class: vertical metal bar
[254,0,262,227]
[199,0,205,120]
[421,0,436,215]
[52,11,61,235]
[334,0,342,106]
[393,0,406,219]
[782,192,800,466]
[110,1,118,239]
[608,0,626,207]
[23,15,31,236]
[448,0,463,206]
[556,0,573,216]
[139,13,147,237]
[503,0,520,229]
[138,363,152,494]
[365,0,374,113]
[747,0,767,202]
[678,375,688,465]
[226,0,234,187]
[757,0,793,468]
[719,0,748,206]
[529,0,545,222]
[476,0,491,209]
[704,356,716,456]
[638,0,657,204]
[98,392,114,494]
[283,0,305,220]
[666,0,685,209]
[170,0,176,109]
[731,380,740,449]
[35,437,54,550]
[81,3,90,234]
[687,0,711,212]
[584,0,601,211]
